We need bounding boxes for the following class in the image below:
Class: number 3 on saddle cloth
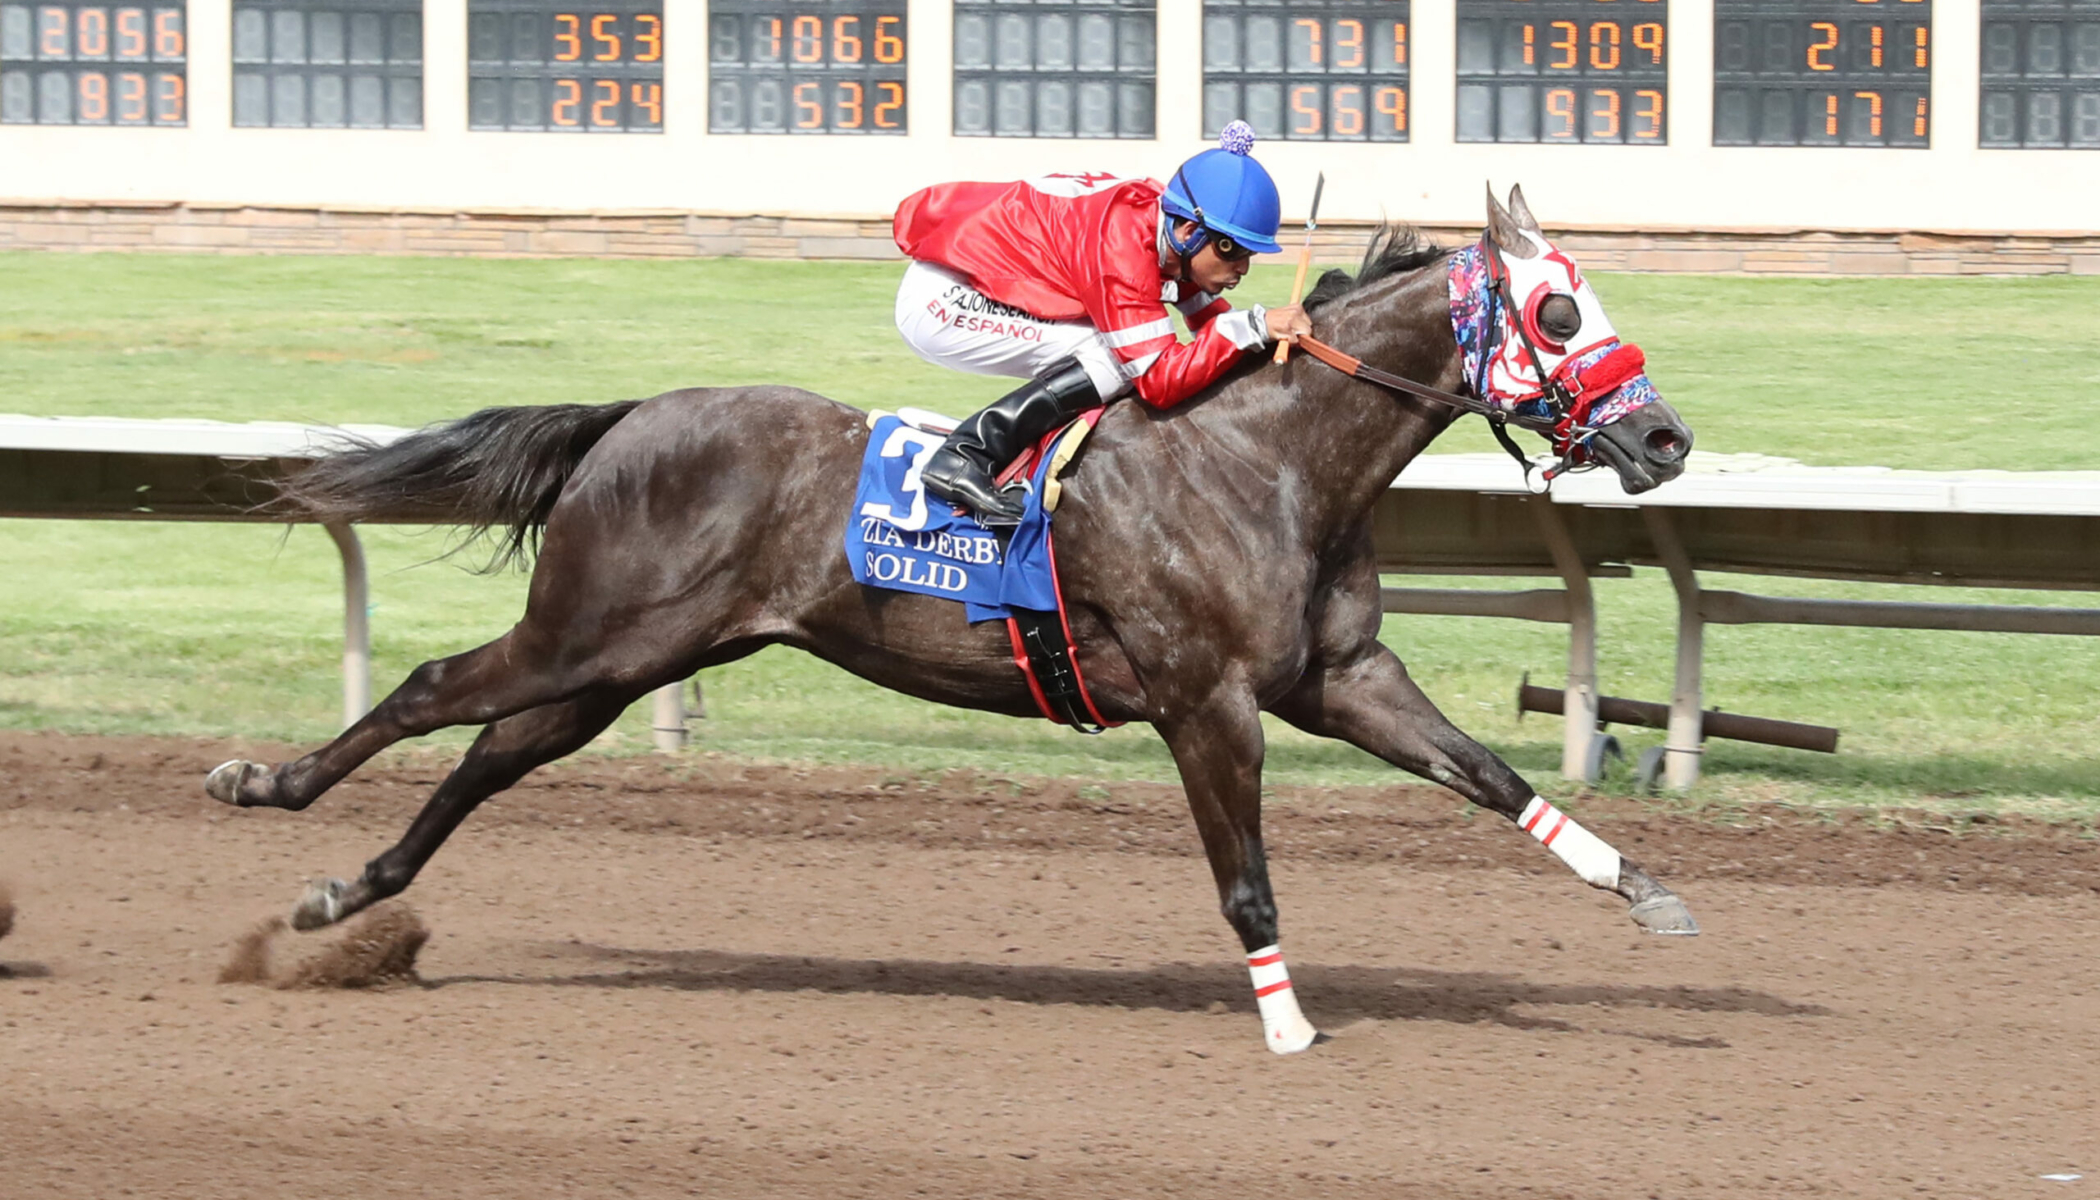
[845,409,1121,734]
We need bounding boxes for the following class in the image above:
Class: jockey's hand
[1264,304,1313,346]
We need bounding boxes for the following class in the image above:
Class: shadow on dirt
[431,943,1830,1045]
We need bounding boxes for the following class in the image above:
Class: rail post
[651,682,688,752]
[1642,507,1705,790]
[1531,498,1601,781]
[322,521,370,728]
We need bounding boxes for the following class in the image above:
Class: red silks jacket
[893,173,1251,408]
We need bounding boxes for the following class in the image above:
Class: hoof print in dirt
[220,903,429,989]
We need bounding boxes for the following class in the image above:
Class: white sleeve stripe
[1111,333,1176,362]
[1118,351,1162,379]
[1100,317,1175,350]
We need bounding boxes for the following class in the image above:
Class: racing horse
[208,186,1699,1053]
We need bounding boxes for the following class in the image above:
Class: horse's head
[1457,185,1693,494]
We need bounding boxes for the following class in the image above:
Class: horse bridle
[1292,233,1633,488]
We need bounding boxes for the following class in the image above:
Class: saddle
[847,407,1118,734]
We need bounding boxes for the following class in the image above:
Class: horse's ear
[1507,184,1543,234]
[1484,182,1531,253]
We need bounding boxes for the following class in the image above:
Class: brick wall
[4,200,2097,276]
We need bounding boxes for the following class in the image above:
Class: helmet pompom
[1218,120,1257,156]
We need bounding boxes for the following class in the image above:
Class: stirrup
[924,463,1028,527]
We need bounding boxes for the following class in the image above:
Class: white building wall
[2,0,2096,234]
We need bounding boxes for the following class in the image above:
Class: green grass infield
[2,250,2097,817]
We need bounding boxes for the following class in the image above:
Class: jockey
[891,121,1313,526]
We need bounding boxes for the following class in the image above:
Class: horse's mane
[1302,225,1448,311]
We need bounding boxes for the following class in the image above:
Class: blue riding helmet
[1162,121,1283,258]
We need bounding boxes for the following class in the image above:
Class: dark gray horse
[208,188,1697,1054]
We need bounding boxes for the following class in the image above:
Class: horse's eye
[1537,294,1582,342]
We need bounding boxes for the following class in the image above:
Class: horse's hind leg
[207,626,581,811]
[289,687,635,929]
[1271,633,1696,935]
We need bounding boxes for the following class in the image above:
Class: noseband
[1293,234,1651,489]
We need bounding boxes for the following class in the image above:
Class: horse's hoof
[1629,894,1700,936]
[205,760,264,806]
[290,878,351,931]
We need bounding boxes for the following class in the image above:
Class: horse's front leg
[1270,643,1698,936]
[1156,690,1324,1055]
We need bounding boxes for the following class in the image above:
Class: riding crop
[1272,171,1324,365]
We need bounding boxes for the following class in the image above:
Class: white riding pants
[893,260,1130,402]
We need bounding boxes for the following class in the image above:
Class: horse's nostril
[1644,426,1688,463]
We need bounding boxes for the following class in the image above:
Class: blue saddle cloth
[845,414,1059,624]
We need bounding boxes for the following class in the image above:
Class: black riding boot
[921,357,1101,527]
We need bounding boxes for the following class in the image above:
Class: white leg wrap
[1518,797,1622,890]
[1246,946,1319,1055]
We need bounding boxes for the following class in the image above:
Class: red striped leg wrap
[1246,945,1318,1055]
[1518,797,1622,889]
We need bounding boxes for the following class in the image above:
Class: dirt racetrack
[3,730,2097,1199]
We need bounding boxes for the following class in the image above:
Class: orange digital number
[873,79,902,127]
[1854,89,1882,136]
[836,78,862,127]
[1331,84,1363,135]
[1808,22,1837,70]
[591,14,619,61]
[1590,87,1620,138]
[151,6,179,56]
[633,13,660,61]
[1632,88,1663,138]
[114,7,143,56]
[793,80,821,126]
[1521,23,1535,65]
[1289,83,1321,135]
[1545,87,1577,138]
[869,79,902,128]
[78,71,108,119]
[1334,18,1362,69]
[591,78,619,125]
[873,15,903,63]
[1294,17,1321,65]
[78,8,108,56]
[1389,20,1405,66]
[1823,92,1839,135]
[792,14,821,63]
[758,16,781,59]
[1868,24,1883,67]
[1589,21,1619,70]
[152,70,180,121]
[554,13,581,61]
[1549,21,1577,69]
[1912,95,1927,136]
[552,77,581,124]
[1374,84,1405,133]
[116,70,145,120]
[1632,21,1662,64]
[630,81,661,123]
[833,15,861,64]
[1913,26,1928,67]
[38,6,66,56]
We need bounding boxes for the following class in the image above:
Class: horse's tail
[278,400,645,571]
